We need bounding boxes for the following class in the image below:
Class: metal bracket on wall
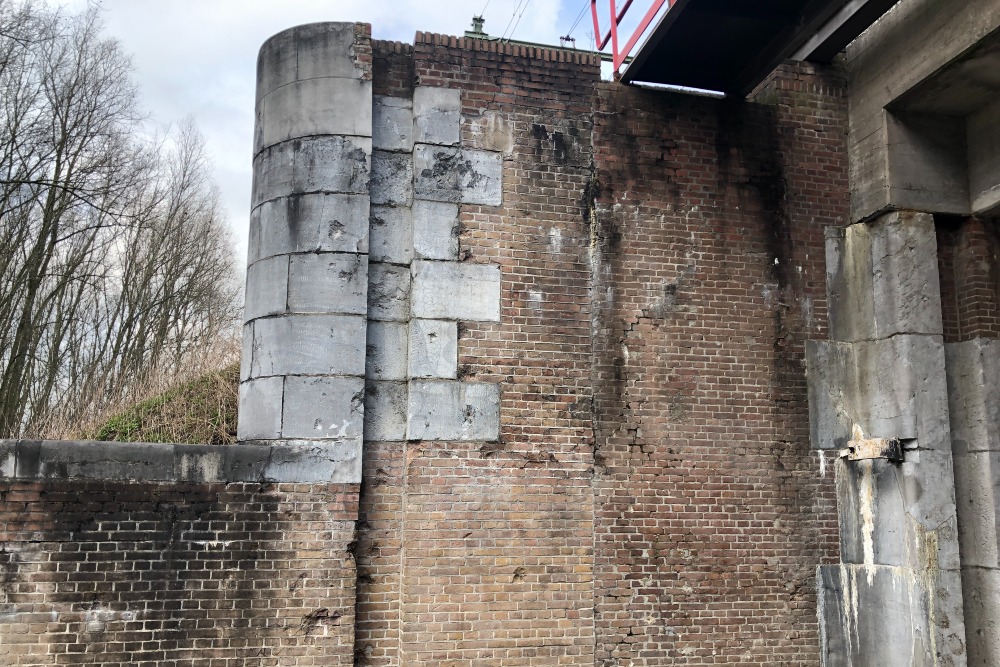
[841,437,903,462]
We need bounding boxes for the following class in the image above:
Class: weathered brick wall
[938,215,1000,342]
[0,478,358,666]
[589,62,845,665]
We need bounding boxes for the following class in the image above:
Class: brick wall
[0,479,358,666]
[937,216,1000,342]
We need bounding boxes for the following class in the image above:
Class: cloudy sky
[65,0,601,265]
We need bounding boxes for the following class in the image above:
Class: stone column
[808,211,967,664]
[239,23,373,482]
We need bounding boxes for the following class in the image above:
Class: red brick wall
[937,216,1000,342]
[589,62,844,665]
[0,481,358,666]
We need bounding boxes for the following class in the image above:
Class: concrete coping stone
[0,439,361,485]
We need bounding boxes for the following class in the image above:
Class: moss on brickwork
[92,362,239,445]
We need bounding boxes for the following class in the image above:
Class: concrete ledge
[0,439,362,484]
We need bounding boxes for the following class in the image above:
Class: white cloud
[65,0,589,264]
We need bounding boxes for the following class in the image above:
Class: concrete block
[244,255,288,322]
[953,450,1000,569]
[255,77,372,154]
[286,253,368,315]
[261,440,362,483]
[281,376,365,440]
[373,95,413,152]
[466,111,514,155]
[407,380,500,441]
[412,200,459,260]
[413,86,461,146]
[818,564,966,667]
[173,444,225,483]
[408,319,457,379]
[241,322,253,381]
[367,262,411,322]
[413,145,503,205]
[14,440,174,482]
[252,136,371,206]
[836,458,908,567]
[411,260,500,322]
[251,314,367,377]
[238,377,284,440]
[364,381,408,442]
[825,224,875,342]
[370,150,413,206]
[947,338,1000,454]
[366,321,409,381]
[249,193,369,264]
[870,211,942,337]
[0,440,16,478]
[257,23,368,101]
[962,566,1000,666]
[369,206,413,264]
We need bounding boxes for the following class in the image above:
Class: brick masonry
[0,27,853,667]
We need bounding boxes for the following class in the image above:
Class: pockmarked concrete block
[952,449,1000,569]
[370,150,413,206]
[281,376,365,440]
[412,200,459,260]
[259,439,362,483]
[367,263,411,322]
[369,206,413,264]
[962,566,1000,666]
[13,440,176,482]
[946,338,1000,454]
[373,95,414,152]
[255,77,372,154]
[825,224,875,342]
[413,86,461,146]
[807,336,950,450]
[287,253,368,315]
[411,260,500,321]
[409,319,457,379]
[257,22,369,101]
[835,458,908,567]
[407,380,500,441]
[253,136,371,206]
[244,255,288,322]
[241,322,253,381]
[238,377,284,440]
[413,145,502,205]
[252,314,367,377]
[364,381,408,442]
[249,193,370,263]
[0,440,17,478]
[366,321,409,381]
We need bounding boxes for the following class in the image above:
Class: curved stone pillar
[239,23,373,482]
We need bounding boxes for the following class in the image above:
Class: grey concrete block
[257,23,367,101]
[962,566,1000,666]
[238,377,284,440]
[408,319,457,379]
[0,440,16,478]
[953,450,1000,569]
[367,262,411,322]
[406,380,500,441]
[249,194,369,264]
[413,145,503,205]
[258,440,362,484]
[413,86,461,146]
[255,77,372,154]
[370,150,413,206]
[14,440,175,482]
[173,444,226,483]
[366,321,409,381]
[244,255,288,322]
[870,211,942,337]
[241,322,253,382]
[373,95,413,152]
[287,253,368,315]
[369,206,413,264]
[412,200,459,260]
[281,376,365,440]
[251,314,367,377]
[825,224,875,342]
[364,381,408,442]
[818,564,966,667]
[835,458,908,567]
[252,136,371,206]
[410,260,500,322]
[947,338,1000,454]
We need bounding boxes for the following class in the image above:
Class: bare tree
[0,1,240,437]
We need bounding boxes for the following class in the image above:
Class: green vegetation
[91,362,240,445]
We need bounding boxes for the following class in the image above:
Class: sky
[64,0,599,266]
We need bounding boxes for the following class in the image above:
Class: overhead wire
[500,0,528,41]
[565,0,591,38]
[506,0,533,41]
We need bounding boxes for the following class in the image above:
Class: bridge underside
[622,0,900,95]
